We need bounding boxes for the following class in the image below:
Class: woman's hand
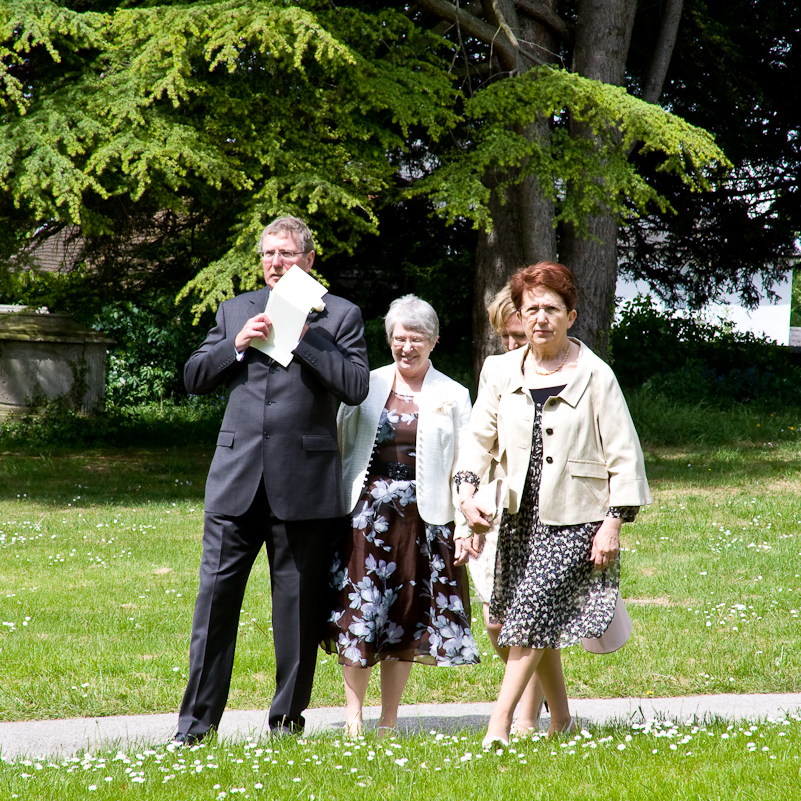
[459,495,494,532]
[590,517,622,570]
[456,482,493,562]
[454,531,485,565]
[455,492,493,564]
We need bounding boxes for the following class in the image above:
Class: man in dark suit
[174,216,369,743]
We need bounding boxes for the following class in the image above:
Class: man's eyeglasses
[519,304,567,319]
[259,249,306,261]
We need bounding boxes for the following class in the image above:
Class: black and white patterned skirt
[490,405,619,649]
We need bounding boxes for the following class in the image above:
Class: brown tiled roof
[18,213,178,274]
[17,226,84,273]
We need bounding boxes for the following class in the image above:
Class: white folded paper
[251,266,328,366]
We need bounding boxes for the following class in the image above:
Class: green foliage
[625,386,801,447]
[412,67,729,233]
[91,291,212,406]
[1,0,458,316]
[0,258,97,311]
[610,295,801,405]
[621,0,801,309]
[0,395,225,449]
[2,2,730,317]
[791,269,801,328]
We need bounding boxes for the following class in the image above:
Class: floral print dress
[322,390,479,667]
[490,390,637,650]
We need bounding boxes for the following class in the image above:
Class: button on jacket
[338,362,472,525]
[457,339,651,526]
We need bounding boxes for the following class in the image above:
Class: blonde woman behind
[455,284,546,735]
[487,285,528,351]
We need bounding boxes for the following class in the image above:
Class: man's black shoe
[270,720,304,738]
[169,731,205,748]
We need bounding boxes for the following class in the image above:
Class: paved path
[3,694,801,759]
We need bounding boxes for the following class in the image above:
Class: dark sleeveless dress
[322,390,479,667]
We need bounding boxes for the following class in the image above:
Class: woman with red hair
[455,262,651,746]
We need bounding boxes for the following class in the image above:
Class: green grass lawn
[1,435,800,798]
[1,438,799,724]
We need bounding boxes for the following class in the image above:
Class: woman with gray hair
[323,294,479,737]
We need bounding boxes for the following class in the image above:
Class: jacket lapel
[557,339,592,408]
[232,286,269,334]
[355,366,393,467]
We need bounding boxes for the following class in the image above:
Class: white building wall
[615,272,794,346]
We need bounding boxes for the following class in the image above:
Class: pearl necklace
[528,343,571,376]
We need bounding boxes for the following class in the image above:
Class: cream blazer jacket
[457,340,651,526]
[338,362,472,525]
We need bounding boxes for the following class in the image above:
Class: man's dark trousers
[178,483,340,735]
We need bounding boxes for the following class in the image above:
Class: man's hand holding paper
[235,312,272,353]
[250,265,328,366]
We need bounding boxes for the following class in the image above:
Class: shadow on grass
[3,388,800,505]
[0,445,211,506]
[4,441,799,506]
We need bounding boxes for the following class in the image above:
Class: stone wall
[0,309,114,417]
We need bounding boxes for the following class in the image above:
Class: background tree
[2,0,726,384]
[0,0,458,313]
[620,0,801,311]
[412,0,799,371]
[408,0,700,371]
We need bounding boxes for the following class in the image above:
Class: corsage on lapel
[307,299,326,323]
[424,386,456,414]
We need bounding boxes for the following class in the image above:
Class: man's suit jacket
[185,285,369,521]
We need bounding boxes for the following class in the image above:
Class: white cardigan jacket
[338,362,472,524]
[457,340,651,525]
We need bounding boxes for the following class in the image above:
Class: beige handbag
[581,592,633,654]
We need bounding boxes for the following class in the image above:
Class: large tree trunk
[642,0,684,104]
[558,0,637,356]
[472,1,560,376]
[427,0,682,373]
[472,144,557,377]
[559,215,619,354]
